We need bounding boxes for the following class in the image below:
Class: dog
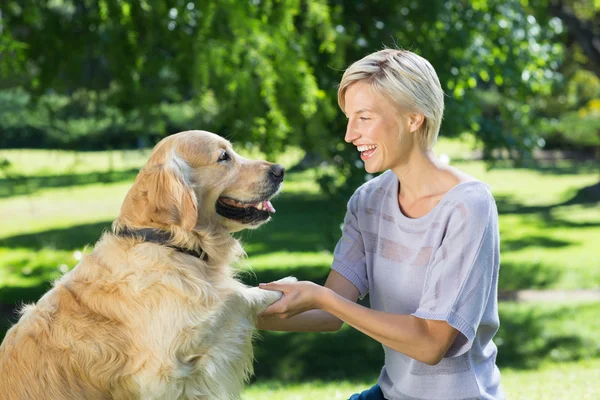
[0,130,295,399]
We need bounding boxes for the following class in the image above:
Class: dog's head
[118,130,284,233]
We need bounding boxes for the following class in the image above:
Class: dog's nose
[269,164,285,182]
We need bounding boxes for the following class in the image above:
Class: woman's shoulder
[443,180,497,224]
[447,179,494,204]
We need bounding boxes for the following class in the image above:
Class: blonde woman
[259,49,504,400]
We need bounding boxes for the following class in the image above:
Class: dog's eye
[218,150,230,163]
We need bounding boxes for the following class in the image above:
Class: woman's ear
[121,163,198,231]
[409,113,425,133]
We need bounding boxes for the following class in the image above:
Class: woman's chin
[364,162,383,174]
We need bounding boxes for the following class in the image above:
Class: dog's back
[0,248,140,399]
[0,233,258,400]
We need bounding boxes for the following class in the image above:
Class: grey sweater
[332,170,504,400]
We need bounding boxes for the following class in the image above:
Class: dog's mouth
[216,196,277,224]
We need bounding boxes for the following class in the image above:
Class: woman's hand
[259,280,329,319]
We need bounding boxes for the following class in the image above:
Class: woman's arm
[322,288,459,365]
[256,270,359,332]
[259,280,459,365]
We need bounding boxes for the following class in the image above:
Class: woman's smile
[358,144,378,160]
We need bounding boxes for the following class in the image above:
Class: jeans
[349,384,386,400]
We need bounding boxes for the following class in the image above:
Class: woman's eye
[218,150,230,162]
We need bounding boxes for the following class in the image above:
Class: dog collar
[115,228,209,262]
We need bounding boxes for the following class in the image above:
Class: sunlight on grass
[0,148,151,176]
[243,380,371,400]
[456,160,599,206]
[0,182,129,239]
[243,359,600,399]
[435,133,478,161]
[502,358,600,399]
[239,251,333,271]
[0,144,305,177]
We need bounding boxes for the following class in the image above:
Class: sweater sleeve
[331,190,369,298]
[411,187,500,357]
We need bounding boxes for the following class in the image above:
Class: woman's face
[344,80,416,173]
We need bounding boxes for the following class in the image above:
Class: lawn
[243,358,600,400]
[1,138,599,397]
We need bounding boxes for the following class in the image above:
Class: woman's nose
[344,121,360,143]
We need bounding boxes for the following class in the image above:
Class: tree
[1,0,342,154]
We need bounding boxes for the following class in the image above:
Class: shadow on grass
[0,192,342,254]
[0,221,113,250]
[494,303,598,370]
[0,169,139,198]
[479,159,598,176]
[500,236,573,252]
[495,185,600,218]
[252,327,383,382]
[497,261,563,290]
[238,193,343,257]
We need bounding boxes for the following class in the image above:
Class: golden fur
[0,130,294,399]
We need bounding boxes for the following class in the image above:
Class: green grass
[242,358,600,399]
[448,160,600,290]
[1,139,599,397]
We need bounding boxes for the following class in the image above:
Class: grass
[242,358,600,399]
[1,138,599,397]
[240,300,600,398]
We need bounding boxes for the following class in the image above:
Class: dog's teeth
[256,203,263,210]
[265,200,276,213]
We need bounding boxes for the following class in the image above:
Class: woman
[258,49,504,400]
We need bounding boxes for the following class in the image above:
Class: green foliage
[0,32,27,81]
[1,0,341,155]
[557,100,600,147]
[0,87,221,149]
[3,0,598,195]
[547,71,600,150]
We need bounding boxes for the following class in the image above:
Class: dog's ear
[121,163,198,231]
[148,164,198,230]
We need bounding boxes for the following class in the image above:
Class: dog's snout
[269,164,285,183]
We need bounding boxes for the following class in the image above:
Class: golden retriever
[0,130,294,399]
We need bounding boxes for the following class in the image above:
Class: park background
[0,0,599,398]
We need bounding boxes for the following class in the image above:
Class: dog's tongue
[263,200,276,213]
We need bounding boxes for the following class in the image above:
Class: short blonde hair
[338,49,445,150]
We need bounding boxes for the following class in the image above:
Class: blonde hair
[338,49,445,150]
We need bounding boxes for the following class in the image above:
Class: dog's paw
[248,277,298,313]
[274,276,297,284]
[245,286,281,310]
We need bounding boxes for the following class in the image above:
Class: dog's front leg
[243,276,297,314]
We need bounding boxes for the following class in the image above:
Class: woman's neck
[391,148,452,203]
